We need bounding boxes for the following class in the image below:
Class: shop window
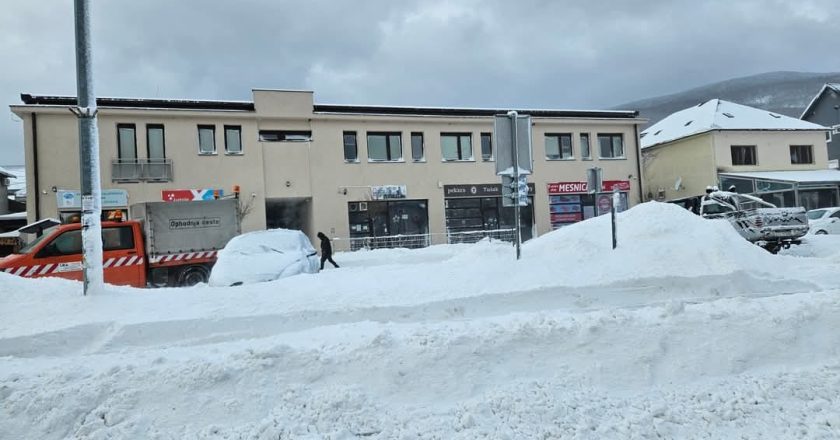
[225,125,242,154]
[758,191,795,207]
[411,132,424,161]
[441,133,473,161]
[580,133,591,160]
[198,125,216,154]
[545,134,573,160]
[481,133,493,161]
[731,145,756,165]
[755,180,793,192]
[117,123,137,161]
[343,132,358,162]
[790,145,813,164]
[799,188,838,211]
[598,134,624,158]
[367,132,402,161]
[146,124,165,160]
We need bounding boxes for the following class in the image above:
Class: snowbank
[2,201,840,438]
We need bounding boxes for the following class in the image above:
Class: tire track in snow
[0,272,820,359]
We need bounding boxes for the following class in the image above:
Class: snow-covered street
[2,203,840,439]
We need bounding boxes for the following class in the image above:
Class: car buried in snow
[208,228,320,287]
[699,191,808,253]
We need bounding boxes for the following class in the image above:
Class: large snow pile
[1,201,839,438]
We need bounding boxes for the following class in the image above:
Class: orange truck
[0,199,240,287]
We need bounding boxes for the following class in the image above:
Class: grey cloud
[2,0,839,164]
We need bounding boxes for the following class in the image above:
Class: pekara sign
[547,180,630,195]
[162,189,223,202]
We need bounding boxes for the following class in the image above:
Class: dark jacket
[317,232,332,256]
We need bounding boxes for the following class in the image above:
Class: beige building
[11,89,645,249]
[641,99,836,211]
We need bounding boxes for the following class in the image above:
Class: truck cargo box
[130,200,240,256]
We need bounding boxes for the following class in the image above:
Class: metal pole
[611,189,619,249]
[508,111,521,260]
[74,0,104,295]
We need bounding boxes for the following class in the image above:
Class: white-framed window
[580,133,592,160]
[367,132,402,162]
[343,131,358,162]
[545,133,573,160]
[411,132,425,162]
[441,133,473,161]
[117,123,137,161]
[198,125,216,155]
[598,133,625,159]
[224,125,242,154]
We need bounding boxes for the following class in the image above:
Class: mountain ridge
[615,71,840,127]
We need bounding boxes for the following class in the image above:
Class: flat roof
[19,94,639,119]
[20,94,256,111]
[313,104,639,119]
[720,169,840,183]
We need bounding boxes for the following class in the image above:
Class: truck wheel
[815,230,828,235]
[177,264,210,286]
[763,243,781,254]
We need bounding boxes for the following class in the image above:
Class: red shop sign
[547,180,630,194]
[551,212,582,223]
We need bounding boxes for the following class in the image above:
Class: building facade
[642,99,834,211]
[800,83,840,162]
[11,90,645,249]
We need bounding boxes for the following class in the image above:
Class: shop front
[347,185,429,250]
[443,183,535,243]
[719,171,840,212]
[546,180,630,229]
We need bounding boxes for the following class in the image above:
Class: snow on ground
[1,202,839,439]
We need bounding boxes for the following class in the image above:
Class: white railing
[332,228,517,252]
[111,158,173,182]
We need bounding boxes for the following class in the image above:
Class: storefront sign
[444,183,535,198]
[549,204,582,214]
[547,180,631,195]
[162,189,223,202]
[56,189,129,210]
[551,213,582,223]
[371,185,407,200]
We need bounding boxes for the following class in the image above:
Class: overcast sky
[2,0,839,164]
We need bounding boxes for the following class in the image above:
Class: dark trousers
[320,254,339,269]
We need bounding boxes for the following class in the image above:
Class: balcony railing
[111,158,173,182]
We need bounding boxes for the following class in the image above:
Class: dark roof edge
[20,94,255,111]
[313,104,639,119]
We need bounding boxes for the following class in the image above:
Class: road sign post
[494,112,533,260]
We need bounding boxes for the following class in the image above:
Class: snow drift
[1,201,839,438]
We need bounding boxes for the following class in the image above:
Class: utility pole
[73,0,104,295]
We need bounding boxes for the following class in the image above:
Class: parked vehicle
[699,191,808,253]
[806,207,840,235]
[0,199,240,287]
[208,228,319,287]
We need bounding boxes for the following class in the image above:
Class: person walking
[317,232,339,270]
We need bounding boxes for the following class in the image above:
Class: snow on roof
[719,169,840,183]
[0,166,14,179]
[641,99,827,149]
[800,83,840,119]
[0,212,27,220]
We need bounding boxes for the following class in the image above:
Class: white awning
[719,170,840,183]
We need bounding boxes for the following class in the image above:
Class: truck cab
[0,221,147,287]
